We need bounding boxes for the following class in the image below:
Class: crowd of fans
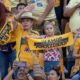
[0,0,80,80]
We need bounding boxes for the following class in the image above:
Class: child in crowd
[25,22,61,73]
[41,23,61,73]
[14,5,44,77]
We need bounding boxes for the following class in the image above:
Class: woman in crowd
[47,66,62,80]
[4,61,33,80]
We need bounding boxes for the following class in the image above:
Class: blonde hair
[43,22,56,32]
[44,22,56,29]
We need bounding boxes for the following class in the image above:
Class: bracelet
[27,74,30,77]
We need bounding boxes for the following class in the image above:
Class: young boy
[15,6,43,76]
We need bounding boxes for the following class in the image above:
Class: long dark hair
[51,66,62,80]
[0,2,11,27]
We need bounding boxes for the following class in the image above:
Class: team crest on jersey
[24,47,31,52]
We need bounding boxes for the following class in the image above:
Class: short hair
[16,3,27,9]
[50,66,62,80]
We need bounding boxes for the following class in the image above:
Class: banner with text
[27,32,74,50]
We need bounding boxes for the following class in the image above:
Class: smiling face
[21,18,33,31]
[17,63,30,80]
[44,24,55,37]
[17,67,26,80]
[48,70,60,80]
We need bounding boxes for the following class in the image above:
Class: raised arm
[3,69,14,80]
[12,5,35,30]
[37,0,56,25]
[4,61,18,80]
[64,3,80,17]
[14,5,35,21]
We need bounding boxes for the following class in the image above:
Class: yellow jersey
[71,38,80,76]
[16,26,43,69]
[8,14,18,43]
[26,0,56,20]
[66,0,80,32]
[0,20,13,45]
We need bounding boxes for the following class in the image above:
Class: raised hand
[23,5,35,12]
[13,61,18,71]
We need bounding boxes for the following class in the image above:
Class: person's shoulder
[30,30,39,35]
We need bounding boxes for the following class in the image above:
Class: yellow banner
[0,0,11,11]
[27,32,74,50]
[0,20,13,45]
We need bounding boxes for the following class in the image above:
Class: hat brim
[20,16,37,22]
